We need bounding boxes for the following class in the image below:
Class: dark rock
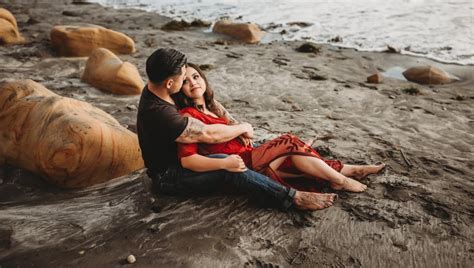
[296,42,321,53]
[199,64,214,71]
[329,36,343,43]
[190,19,211,27]
[287,21,313,28]
[161,20,191,31]
[62,10,83,17]
[384,45,400,53]
[402,86,422,95]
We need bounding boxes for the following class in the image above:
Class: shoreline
[0,1,473,267]
[91,0,474,67]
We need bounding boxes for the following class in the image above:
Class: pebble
[127,254,136,264]
[78,250,85,255]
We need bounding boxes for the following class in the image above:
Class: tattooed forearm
[214,100,239,125]
[176,116,206,143]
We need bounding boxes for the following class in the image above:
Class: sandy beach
[0,1,473,267]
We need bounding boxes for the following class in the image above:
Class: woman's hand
[222,155,247,172]
[238,135,253,147]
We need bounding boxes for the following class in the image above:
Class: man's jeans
[153,154,296,210]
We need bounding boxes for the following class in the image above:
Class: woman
[174,63,385,193]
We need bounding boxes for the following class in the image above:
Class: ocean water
[92,0,474,65]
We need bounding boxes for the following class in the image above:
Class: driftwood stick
[399,148,412,168]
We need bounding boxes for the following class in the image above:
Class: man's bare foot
[293,191,337,210]
[330,177,367,192]
[342,163,386,180]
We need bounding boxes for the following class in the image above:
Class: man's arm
[175,116,253,144]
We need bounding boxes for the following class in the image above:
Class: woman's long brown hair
[173,63,217,113]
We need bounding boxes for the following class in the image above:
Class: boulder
[0,80,144,188]
[212,20,264,44]
[50,24,135,57]
[0,8,24,45]
[82,48,144,95]
[403,66,453,85]
[367,73,382,84]
[0,8,18,29]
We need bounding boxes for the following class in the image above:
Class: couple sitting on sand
[137,48,384,211]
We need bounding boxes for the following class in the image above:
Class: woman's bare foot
[293,191,337,210]
[341,163,386,180]
[330,177,367,192]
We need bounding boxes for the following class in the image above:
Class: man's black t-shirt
[136,86,188,177]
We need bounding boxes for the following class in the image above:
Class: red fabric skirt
[244,134,343,192]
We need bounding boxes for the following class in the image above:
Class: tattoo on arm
[214,100,239,125]
[176,116,206,143]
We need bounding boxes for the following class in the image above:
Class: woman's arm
[181,154,247,173]
[213,100,239,125]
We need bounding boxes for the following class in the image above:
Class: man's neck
[147,81,175,104]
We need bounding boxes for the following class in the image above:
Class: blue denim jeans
[153,154,296,210]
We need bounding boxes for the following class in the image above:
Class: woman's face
[181,67,206,100]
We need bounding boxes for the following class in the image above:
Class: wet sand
[0,1,473,267]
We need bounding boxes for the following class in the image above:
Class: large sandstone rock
[0,8,18,29]
[403,66,453,85]
[212,20,264,44]
[0,8,24,45]
[0,80,144,188]
[82,48,144,95]
[50,25,135,57]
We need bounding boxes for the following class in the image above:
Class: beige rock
[0,8,18,29]
[82,48,144,95]
[212,20,264,44]
[367,73,382,84]
[0,8,24,45]
[0,80,144,188]
[403,66,453,85]
[50,25,135,57]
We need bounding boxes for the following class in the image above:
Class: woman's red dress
[177,107,343,192]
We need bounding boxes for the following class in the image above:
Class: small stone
[389,95,396,99]
[127,254,136,264]
[78,250,85,255]
[126,105,137,111]
[367,73,382,84]
[442,106,447,111]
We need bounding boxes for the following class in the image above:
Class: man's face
[168,65,186,94]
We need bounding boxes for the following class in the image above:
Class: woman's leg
[251,134,366,192]
[280,155,367,192]
[340,164,386,180]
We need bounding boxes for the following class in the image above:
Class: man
[137,48,336,210]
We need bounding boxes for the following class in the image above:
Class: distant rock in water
[50,25,135,57]
[403,66,455,85]
[0,8,25,45]
[296,42,321,53]
[213,20,264,44]
[0,80,144,188]
[82,48,144,95]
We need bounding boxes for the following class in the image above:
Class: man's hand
[222,155,247,172]
[241,122,254,139]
